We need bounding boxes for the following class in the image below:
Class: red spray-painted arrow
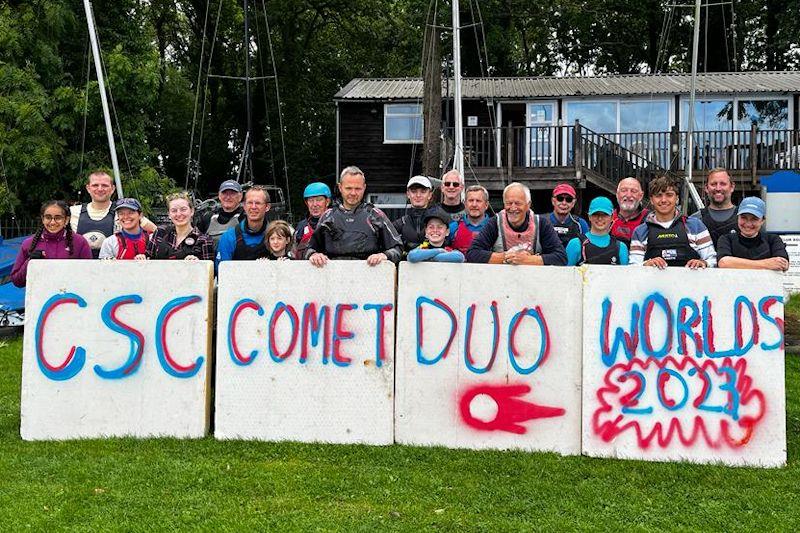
[459,383,565,435]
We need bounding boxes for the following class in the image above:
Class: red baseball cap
[552,183,576,198]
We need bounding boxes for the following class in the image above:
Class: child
[407,208,465,263]
[261,220,293,261]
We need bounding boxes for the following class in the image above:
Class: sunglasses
[443,181,462,187]
[555,195,575,203]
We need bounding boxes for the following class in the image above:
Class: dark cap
[219,179,243,193]
[423,206,451,226]
[114,198,142,212]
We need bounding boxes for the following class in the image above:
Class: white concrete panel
[582,266,786,467]
[20,260,214,440]
[395,263,582,454]
[215,261,395,445]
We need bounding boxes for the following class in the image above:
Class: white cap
[407,175,432,189]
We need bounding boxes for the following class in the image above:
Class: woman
[565,196,629,266]
[98,198,151,260]
[141,192,213,261]
[262,220,293,260]
[11,200,92,287]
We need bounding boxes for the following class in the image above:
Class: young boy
[407,207,465,263]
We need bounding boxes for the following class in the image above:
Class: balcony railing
[444,124,800,177]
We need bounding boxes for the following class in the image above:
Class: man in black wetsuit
[438,169,465,223]
[306,166,402,267]
[393,175,433,254]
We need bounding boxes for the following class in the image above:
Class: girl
[142,192,213,261]
[11,200,92,287]
[261,220,293,260]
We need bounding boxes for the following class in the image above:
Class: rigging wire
[185,0,213,189]
[258,0,292,212]
[412,0,439,179]
[193,0,225,190]
[96,41,139,199]
[252,3,278,186]
[78,32,91,180]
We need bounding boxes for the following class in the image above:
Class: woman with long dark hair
[11,200,92,287]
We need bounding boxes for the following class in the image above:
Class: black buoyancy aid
[644,217,700,266]
[397,208,426,251]
[700,207,738,247]
[77,203,116,258]
[727,233,772,260]
[152,228,198,260]
[579,235,621,265]
[551,214,584,247]
[233,223,270,260]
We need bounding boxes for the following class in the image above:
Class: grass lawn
[1,336,799,531]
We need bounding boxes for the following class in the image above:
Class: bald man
[610,177,648,245]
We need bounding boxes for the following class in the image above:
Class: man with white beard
[610,177,648,246]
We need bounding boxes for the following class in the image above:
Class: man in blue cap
[197,179,244,245]
[717,196,789,271]
[292,181,332,259]
[565,196,629,266]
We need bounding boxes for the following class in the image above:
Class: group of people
[9,165,790,288]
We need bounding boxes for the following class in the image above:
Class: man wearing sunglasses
[548,183,589,249]
[438,169,466,223]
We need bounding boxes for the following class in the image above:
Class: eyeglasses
[42,215,66,222]
[443,181,462,188]
[555,195,575,203]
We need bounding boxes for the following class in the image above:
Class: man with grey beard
[610,177,648,246]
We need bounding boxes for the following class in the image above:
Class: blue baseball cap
[738,197,766,219]
[588,196,614,215]
[219,179,243,193]
[114,198,142,212]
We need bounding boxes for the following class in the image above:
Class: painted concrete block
[395,263,583,454]
[214,261,395,445]
[582,266,786,467]
[20,260,214,440]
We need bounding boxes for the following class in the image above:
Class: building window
[384,104,423,143]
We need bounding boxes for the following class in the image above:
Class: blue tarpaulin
[0,236,27,311]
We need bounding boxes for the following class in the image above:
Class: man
[69,170,156,257]
[611,177,648,245]
[215,185,272,266]
[438,169,466,223]
[292,181,332,259]
[451,185,491,254]
[630,176,716,269]
[691,168,738,248]
[548,183,589,248]
[196,179,244,244]
[717,196,789,271]
[393,175,434,253]
[306,166,402,266]
[565,196,628,266]
[466,182,566,266]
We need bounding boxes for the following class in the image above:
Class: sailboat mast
[243,0,253,182]
[451,0,464,175]
[684,0,704,209]
[82,0,123,196]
